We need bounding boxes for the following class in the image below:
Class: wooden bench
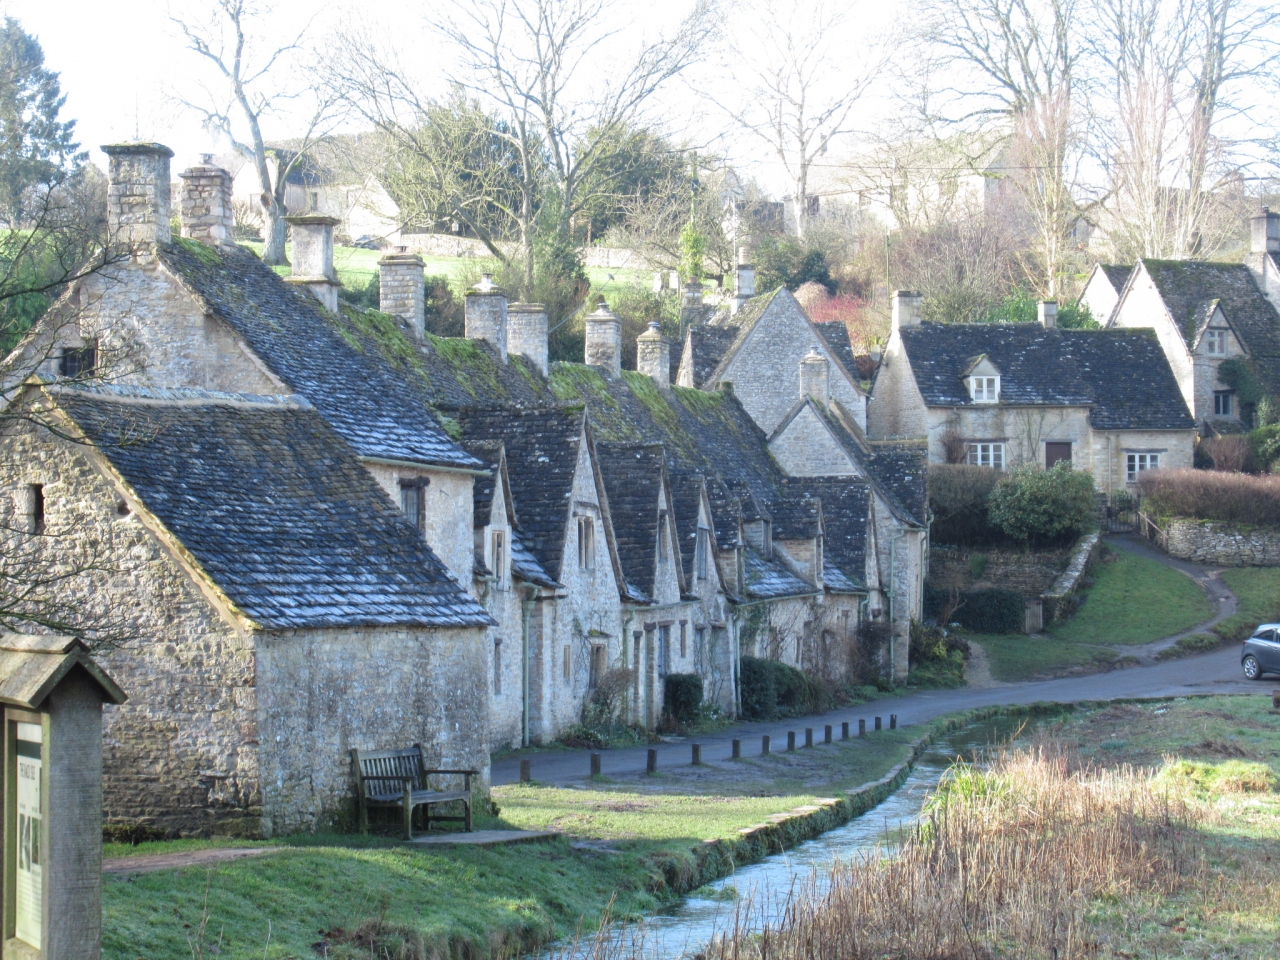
[351,744,475,839]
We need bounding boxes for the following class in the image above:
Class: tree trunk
[262,199,289,266]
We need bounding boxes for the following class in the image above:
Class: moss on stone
[425,333,507,401]
[550,364,620,411]
[174,236,221,267]
[621,371,686,445]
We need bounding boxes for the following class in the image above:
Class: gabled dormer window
[1205,329,1227,356]
[969,376,1000,403]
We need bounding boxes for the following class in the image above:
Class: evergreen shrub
[662,673,703,725]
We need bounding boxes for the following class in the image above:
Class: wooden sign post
[0,635,126,960]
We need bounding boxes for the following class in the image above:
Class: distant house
[1079,264,1133,326]
[869,292,1195,497]
[1104,208,1280,431]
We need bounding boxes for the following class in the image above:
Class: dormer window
[1205,329,1227,356]
[969,376,999,403]
[59,344,96,379]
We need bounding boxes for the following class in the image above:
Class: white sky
[12,0,903,195]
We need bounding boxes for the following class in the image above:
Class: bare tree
[170,0,343,265]
[712,0,884,240]
[922,0,1085,296]
[432,0,714,295]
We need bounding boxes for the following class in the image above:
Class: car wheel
[1243,655,1262,680]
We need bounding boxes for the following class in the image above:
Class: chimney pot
[584,300,623,377]
[1252,206,1280,255]
[507,302,548,375]
[378,248,426,340]
[636,321,670,388]
[102,141,174,250]
[284,215,341,313]
[1038,300,1058,329]
[465,275,508,361]
[178,159,235,247]
[891,290,923,332]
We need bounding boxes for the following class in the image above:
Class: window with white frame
[969,376,1000,403]
[1205,329,1227,356]
[1126,452,1161,482]
[966,442,1005,469]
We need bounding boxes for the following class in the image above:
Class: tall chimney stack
[1252,207,1280,254]
[285,215,341,313]
[379,247,426,340]
[507,302,548,375]
[636,322,670,388]
[681,281,704,328]
[178,155,234,246]
[1038,300,1058,329]
[465,274,508,361]
[891,291,923,332]
[732,246,756,314]
[102,142,174,251]
[584,300,623,377]
[800,349,829,408]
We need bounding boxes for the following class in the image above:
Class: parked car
[351,235,383,250]
[1241,624,1280,679]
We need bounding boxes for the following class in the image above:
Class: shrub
[987,463,1097,546]
[1138,468,1280,527]
[662,673,703,726]
[926,584,1024,633]
[1249,423,1280,471]
[738,656,819,720]
[851,620,891,684]
[1201,435,1251,472]
[424,274,464,338]
[928,464,1002,546]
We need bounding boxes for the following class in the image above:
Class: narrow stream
[550,715,1033,960]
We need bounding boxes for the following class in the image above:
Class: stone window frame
[398,477,429,532]
[588,643,607,690]
[695,527,710,581]
[493,639,503,695]
[491,529,506,585]
[968,375,1000,403]
[1125,451,1162,483]
[1204,328,1228,356]
[1213,390,1234,417]
[577,516,596,570]
[59,343,97,379]
[22,484,44,535]
[966,441,1005,470]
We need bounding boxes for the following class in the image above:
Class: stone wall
[867,330,929,440]
[1164,517,1280,566]
[929,545,1072,597]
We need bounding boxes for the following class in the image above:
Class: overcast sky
[15,0,901,195]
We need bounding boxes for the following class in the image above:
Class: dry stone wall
[1164,518,1280,566]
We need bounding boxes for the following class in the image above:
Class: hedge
[1138,468,1280,527]
[925,584,1025,634]
[662,673,703,725]
[739,656,810,721]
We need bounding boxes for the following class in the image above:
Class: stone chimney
[732,247,756,314]
[1252,207,1280,254]
[891,290,923,332]
[102,142,174,250]
[465,274,509,361]
[285,215,341,313]
[178,155,234,246]
[584,300,623,377]
[637,322,670,388]
[1039,300,1058,329]
[680,281,704,327]
[800,349,829,408]
[379,247,426,340]
[508,302,548,375]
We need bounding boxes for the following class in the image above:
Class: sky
[13,0,902,196]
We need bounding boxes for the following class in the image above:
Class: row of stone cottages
[1,143,928,837]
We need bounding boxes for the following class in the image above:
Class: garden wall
[929,546,1071,597]
[1164,518,1280,567]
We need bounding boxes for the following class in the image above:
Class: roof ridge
[46,383,312,409]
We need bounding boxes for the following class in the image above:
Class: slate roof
[667,468,709,585]
[815,322,859,382]
[742,546,816,600]
[1099,264,1133,292]
[784,476,869,590]
[52,385,492,630]
[898,322,1192,430]
[680,325,739,387]
[1140,260,1280,389]
[462,440,506,530]
[770,497,822,540]
[156,241,480,470]
[453,406,588,582]
[596,444,668,602]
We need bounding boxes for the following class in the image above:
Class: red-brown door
[1046,442,1072,468]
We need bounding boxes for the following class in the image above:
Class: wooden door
[1045,442,1072,468]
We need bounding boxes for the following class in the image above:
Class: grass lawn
[970,547,1215,682]
[103,726,917,960]
[1214,568,1280,642]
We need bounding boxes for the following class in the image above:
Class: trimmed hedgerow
[928,464,1003,546]
[926,584,1025,634]
[1138,468,1280,527]
[662,673,704,725]
[988,463,1097,546]
[738,656,814,721]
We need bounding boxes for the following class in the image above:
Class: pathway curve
[494,536,1259,787]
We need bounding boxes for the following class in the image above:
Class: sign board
[14,721,42,949]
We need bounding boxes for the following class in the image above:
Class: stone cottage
[869,292,1196,496]
[1105,209,1280,432]
[0,383,492,836]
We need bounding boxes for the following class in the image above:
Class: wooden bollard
[890,714,897,730]
[1273,689,1280,710]
[520,758,531,782]
[824,724,833,744]
[875,716,882,731]
[590,753,601,776]
[762,735,771,755]
[842,721,849,740]
[805,728,813,748]
[732,738,741,759]
[647,748,657,773]
[787,731,796,751]
[692,743,702,766]
[858,718,866,737]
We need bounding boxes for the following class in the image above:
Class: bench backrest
[352,746,425,798]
